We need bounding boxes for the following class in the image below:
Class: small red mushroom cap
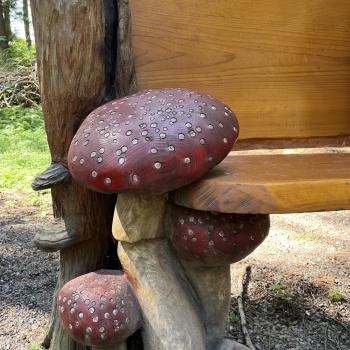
[57,270,141,347]
[168,205,270,266]
[68,88,238,195]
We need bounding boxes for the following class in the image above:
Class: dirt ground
[0,190,349,350]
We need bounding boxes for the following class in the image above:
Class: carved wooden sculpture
[30,1,268,348]
[65,89,269,349]
[58,270,141,350]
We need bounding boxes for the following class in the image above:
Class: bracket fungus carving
[68,88,239,195]
[57,270,141,348]
[167,205,270,266]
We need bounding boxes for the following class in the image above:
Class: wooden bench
[30,2,350,349]
[129,0,350,215]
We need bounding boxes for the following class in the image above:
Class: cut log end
[32,162,70,191]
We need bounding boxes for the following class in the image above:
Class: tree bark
[23,0,31,47]
[0,0,9,49]
[30,1,122,349]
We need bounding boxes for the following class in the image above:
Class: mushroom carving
[57,270,141,348]
[66,88,252,349]
[167,205,270,266]
[68,88,238,195]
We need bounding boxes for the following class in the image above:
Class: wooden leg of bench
[118,239,206,350]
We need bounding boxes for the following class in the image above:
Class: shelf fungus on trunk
[167,204,270,266]
[57,270,141,349]
[32,161,70,191]
[67,88,238,195]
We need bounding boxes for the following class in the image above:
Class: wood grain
[129,0,350,139]
[172,151,350,214]
[235,136,350,150]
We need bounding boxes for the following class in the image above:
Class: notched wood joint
[31,161,70,191]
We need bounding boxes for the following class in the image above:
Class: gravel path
[229,212,350,350]
[0,192,58,350]
[0,191,349,350]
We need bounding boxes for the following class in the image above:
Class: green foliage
[328,289,344,303]
[269,280,293,303]
[228,311,238,323]
[0,37,36,68]
[0,106,51,206]
[0,106,43,130]
[0,38,39,108]
[270,283,285,291]
[27,342,42,350]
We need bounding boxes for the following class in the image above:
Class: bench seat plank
[172,152,350,214]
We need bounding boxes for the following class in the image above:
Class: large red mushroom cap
[167,205,270,266]
[57,270,141,347]
[68,88,238,195]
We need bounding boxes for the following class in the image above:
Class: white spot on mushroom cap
[154,162,162,170]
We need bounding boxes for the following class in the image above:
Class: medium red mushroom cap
[168,205,270,266]
[68,88,238,195]
[57,270,141,347]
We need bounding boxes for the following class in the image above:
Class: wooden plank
[172,152,350,214]
[129,0,350,139]
[235,136,350,150]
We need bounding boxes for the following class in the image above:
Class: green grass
[289,233,320,240]
[0,106,52,211]
[328,289,344,303]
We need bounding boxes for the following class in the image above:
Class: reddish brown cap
[168,205,269,266]
[57,270,141,347]
[68,88,238,195]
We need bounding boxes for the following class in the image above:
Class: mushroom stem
[180,262,231,349]
[115,193,206,350]
[118,239,206,350]
[217,339,250,350]
[91,342,127,350]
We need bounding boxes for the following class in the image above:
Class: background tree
[22,0,30,46]
[0,0,12,49]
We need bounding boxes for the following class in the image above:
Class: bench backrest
[129,0,350,140]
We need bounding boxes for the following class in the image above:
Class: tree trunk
[30,1,132,349]
[23,0,31,47]
[0,1,9,49]
[4,0,10,38]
